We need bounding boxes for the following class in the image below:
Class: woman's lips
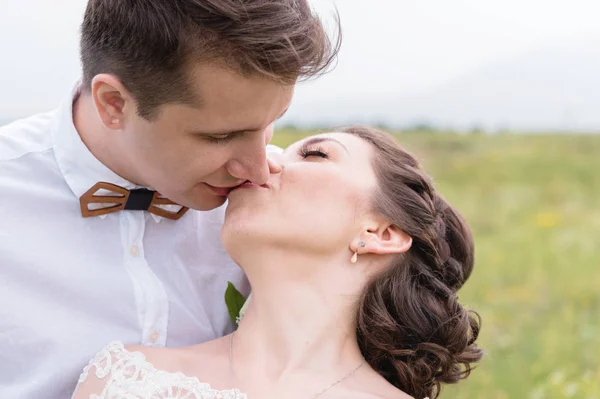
[230,182,269,193]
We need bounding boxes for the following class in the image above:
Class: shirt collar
[51,83,164,223]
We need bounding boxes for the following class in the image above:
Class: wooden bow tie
[80,182,189,220]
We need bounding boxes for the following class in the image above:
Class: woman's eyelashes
[298,145,330,159]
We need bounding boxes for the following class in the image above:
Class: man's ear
[90,74,132,129]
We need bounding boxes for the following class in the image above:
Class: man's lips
[204,183,237,196]
[205,182,269,196]
[229,181,269,193]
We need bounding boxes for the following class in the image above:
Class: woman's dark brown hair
[344,126,483,399]
[80,0,340,119]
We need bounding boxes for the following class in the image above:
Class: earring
[111,119,120,125]
[350,241,365,263]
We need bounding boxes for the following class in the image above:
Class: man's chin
[187,194,228,211]
[179,184,229,211]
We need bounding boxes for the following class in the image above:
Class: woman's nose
[267,150,284,174]
[268,157,282,174]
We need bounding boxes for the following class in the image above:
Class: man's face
[118,64,294,211]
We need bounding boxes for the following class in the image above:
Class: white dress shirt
[0,87,249,399]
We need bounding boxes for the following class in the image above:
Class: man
[0,1,339,397]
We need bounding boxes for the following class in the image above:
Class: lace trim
[78,341,246,399]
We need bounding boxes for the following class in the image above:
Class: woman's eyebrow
[294,137,350,154]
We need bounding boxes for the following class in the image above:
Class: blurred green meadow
[272,129,600,399]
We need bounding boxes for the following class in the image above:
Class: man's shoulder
[0,110,57,162]
[0,110,65,209]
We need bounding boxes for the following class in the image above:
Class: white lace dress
[73,341,246,399]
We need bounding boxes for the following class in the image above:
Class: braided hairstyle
[342,126,483,399]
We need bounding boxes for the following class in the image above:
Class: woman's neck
[230,249,366,382]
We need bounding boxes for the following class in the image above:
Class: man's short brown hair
[80,0,340,119]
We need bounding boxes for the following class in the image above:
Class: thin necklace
[229,331,365,398]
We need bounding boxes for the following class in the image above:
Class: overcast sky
[1,0,599,130]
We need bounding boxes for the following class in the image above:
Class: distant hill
[282,38,600,132]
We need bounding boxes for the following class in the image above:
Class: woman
[72,126,482,399]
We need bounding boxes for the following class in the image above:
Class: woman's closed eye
[298,145,329,159]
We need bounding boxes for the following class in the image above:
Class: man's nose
[228,136,270,185]
[243,147,270,185]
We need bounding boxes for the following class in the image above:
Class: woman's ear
[356,223,412,256]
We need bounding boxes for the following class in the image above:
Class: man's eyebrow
[192,107,290,136]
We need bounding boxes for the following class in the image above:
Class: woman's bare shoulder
[341,367,415,399]
[125,335,230,375]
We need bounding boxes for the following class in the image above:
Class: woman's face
[222,132,379,261]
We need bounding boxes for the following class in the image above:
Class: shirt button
[129,245,139,257]
[149,331,160,343]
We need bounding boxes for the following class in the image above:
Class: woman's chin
[221,214,265,262]
[224,190,267,220]
[223,204,263,239]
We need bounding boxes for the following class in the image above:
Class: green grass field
[272,129,600,399]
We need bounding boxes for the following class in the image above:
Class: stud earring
[111,119,119,125]
[350,241,366,263]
